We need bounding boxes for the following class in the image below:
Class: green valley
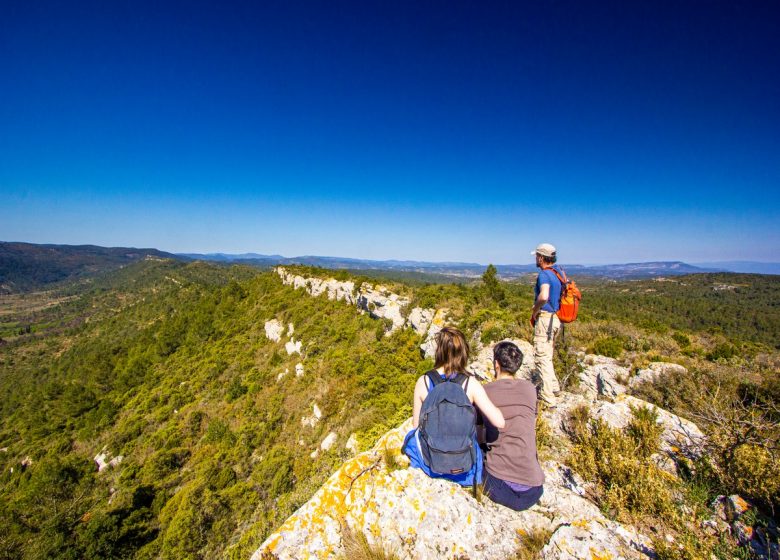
[0,259,778,559]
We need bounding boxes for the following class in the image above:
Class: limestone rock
[468,338,535,381]
[301,404,322,428]
[285,339,302,356]
[630,361,688,388]
[578,357,629,399]
[582,354,620,366]
[345,433,359,454]
[287,323,295,336]
[94,449,123,472]
[544,392,705,467]
[295,363,305,377]
[320,432,338,452]
[277,368,289,382]
[420,309,448,358]
[590,395,705,461]
[276,267,356,305]
[356,284,410,332]
[253,419,654,560]
[407,307,435,336]
[264,319,284,342]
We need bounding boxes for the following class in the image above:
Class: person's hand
[530,308,539,327]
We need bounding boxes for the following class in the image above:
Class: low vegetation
[0,260,777,558]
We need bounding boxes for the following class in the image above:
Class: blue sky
[1,1,778,264]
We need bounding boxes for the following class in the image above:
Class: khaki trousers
[533,312,561,404]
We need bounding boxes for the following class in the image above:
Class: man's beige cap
[531,243,557,257]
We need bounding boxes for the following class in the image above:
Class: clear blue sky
[1,1,778,264]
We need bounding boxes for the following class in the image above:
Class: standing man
[530,243,562,407]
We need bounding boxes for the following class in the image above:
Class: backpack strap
[547,266,568,285]
[449,373,470,395]
[425,370,443,392]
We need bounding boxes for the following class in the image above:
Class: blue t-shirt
[535,267,562,313]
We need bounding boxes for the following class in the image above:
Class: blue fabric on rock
[402,428,483,486]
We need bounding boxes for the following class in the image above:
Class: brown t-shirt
[483,378,545,486]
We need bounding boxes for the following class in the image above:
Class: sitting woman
[403,327,505,487]
[480,341,545,510]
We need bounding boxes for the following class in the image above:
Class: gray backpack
[418,370,477,475]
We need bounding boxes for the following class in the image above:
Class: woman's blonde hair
[434,327,470,375]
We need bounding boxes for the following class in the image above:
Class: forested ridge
[0,260,778,559]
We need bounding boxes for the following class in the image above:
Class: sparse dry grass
[513,527,552,559]
[339,526,401,560]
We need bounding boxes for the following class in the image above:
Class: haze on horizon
[1,1,778,265]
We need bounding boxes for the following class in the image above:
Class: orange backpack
[548,267,582,323]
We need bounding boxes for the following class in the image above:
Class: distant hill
[0,241,183,293]
[693,261,780,275]
[183,253,728,279]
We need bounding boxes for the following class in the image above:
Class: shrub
[567,410,677,520]
[626,404,662,460]
[589,336,624,358]
[672,332,691,347]
[707,343,737,362]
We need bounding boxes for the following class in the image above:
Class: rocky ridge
[276,267,445,357]
[251,349,719,560]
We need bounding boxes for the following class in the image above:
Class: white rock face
[320,432,338,452]
[301,404,322,428]
[345,433,359,454]
[94,450,123,472]
[277,267,356,304]
[356,284,410,332]
[630,361,688,388]
[287,323,295,336]
[544,390,705,466]
[420,309,448,358]
[275,267,454,348]
[285,339,302,355]
[407,307,434,335]
[277,368,289,382]
[578,357,630,398]
[468,338,535,381]
[590,395,705,460]
[264,319,284,342]
[253,417,655,560]
[295,363,305,377]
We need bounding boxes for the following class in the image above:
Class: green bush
[567,409,677,520]
[589,336,624,358]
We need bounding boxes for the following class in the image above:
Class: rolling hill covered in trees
[0,258,778,558]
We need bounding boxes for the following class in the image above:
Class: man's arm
[531,282,550,323]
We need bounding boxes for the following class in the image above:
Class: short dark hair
[540,253,557,265]
[493,341,523,374]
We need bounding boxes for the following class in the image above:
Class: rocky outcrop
[630,361,688,388]
[277,268,356,304]
[285,339,302,356]
[276,268,447,353]
[468,338,535,381]
[545,392,705,467]
[710,495,779,559]
[264,319,284,342]
[253,397,681,560]
[407,307,434,336]
[301,404,322,428]
[95,449,123,472]
[356,284,410,332]
[578,355,630,399]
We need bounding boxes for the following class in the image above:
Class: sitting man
[480,341,545,510]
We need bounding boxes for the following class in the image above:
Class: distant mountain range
[181,252,753,279]
[3,242,778,294]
